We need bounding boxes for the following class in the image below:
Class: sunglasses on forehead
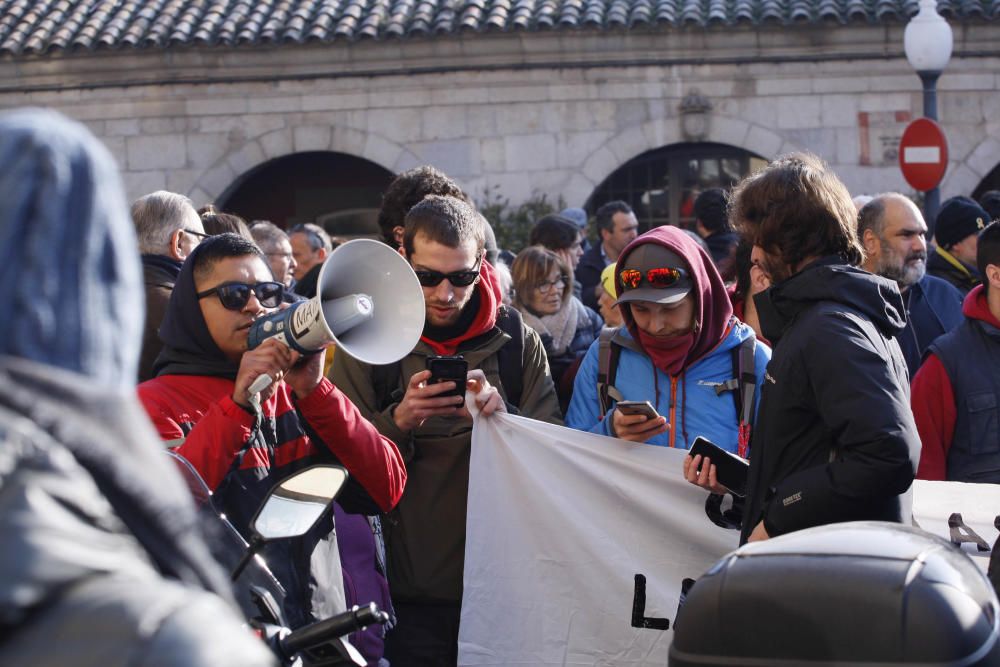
[196,281,284,310]
[619,267,688,291]
[413,257,483,288]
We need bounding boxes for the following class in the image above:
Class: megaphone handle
[248,373,273,397]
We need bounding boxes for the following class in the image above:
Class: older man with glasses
[331,194,561,665]
[131,189,208,382]
[249,219,298,290]
[288,222,334,298]
[137,233,406,660]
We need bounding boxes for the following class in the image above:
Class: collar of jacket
[934,245,974,278]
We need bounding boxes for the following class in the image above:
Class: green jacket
[330,313,562,603]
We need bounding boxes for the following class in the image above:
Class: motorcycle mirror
[254,465,348,539]
[232,465,349,581]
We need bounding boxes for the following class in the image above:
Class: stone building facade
[0,3,997,229]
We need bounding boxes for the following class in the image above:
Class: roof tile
[0,0,994,55]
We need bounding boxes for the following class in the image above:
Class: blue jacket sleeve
[565,339,613,437]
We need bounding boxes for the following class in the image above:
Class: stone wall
[1,25,997,208]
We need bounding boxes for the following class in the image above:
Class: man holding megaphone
[138,233,407,633]
[331,195,562,664]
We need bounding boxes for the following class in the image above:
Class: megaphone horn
[246,238,426,396]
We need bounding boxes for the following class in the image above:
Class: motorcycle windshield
[165,449,213,508]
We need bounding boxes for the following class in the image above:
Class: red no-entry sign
[898,118,948,192]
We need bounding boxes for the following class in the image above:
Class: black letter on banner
[631,574,670,630]
[948,513,990,552]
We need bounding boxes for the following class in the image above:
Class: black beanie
[935,196,991,249]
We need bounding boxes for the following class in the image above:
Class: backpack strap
[713,333,757,458]
[597,326,642,418]
[372,361,404,413]
[495,306,524,409]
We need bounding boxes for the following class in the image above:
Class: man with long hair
[729,153,919,545]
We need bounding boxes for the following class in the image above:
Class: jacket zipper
[668,376,678,448]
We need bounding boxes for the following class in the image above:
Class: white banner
[460,414,1000,666]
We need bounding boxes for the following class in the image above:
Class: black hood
[755,256,906,344]
[153,240,240,379]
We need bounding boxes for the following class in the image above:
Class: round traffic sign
[898,118,948,192]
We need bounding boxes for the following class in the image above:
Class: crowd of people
[2,108,1000,666]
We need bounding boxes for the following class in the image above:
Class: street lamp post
[904,0,953,235]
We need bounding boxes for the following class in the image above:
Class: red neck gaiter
[636,329,696,377]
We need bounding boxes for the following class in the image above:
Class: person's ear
[168,228,186,261]
[392,225,405,249]
[987,263,1000,289]
[862,228,880,259]
[750,264,769,291]
[398,245,407,259]
[317,247,329,262]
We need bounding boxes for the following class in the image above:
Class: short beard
[878,243,926,289]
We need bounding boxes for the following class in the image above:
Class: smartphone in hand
[426,355,468,399]
[616,400,661,420]
[689,436,749,497]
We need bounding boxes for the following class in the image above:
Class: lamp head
[904,0,953,73]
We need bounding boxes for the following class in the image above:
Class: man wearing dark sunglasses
[138,234,407,644]
[331,195,561,665]
[132,189,207,382]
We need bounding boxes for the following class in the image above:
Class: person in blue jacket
[566,225,770,451]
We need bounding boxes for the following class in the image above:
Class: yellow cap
[600,262,617,299]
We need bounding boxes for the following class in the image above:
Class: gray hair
[131,190,200,254]
[857,193,916,242]
[289,222,332,252]
[248,220,288,252]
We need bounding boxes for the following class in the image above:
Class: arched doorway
[586,143,768,231]
[217,151,395,238]
[972,162,1000,201]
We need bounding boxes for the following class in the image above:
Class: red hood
[616,226,733,368]
[962,284,1000,329]
[420,259,503,355]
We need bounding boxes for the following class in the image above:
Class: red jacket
[912,285,1000,480]
[138,375,406,513]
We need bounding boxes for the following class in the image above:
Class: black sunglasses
[196,281,284,310]
[414,258,483,288]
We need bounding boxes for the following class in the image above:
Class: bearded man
[858,193,964,377]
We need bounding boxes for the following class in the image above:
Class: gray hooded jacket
[0,109,273,666]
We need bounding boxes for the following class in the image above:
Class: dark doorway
[217,151,395,237]
[586,143,768,231]
[972,162,1000,202]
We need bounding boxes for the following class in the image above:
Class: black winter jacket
[740,257,920,544]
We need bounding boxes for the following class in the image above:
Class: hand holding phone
[686,436,749,497]
[612,400,668,443]
[426,355,468,399]
[615,400,661,420]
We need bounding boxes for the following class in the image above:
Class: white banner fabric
[459,413,1000,666]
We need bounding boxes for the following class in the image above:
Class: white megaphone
[246,238,425,396]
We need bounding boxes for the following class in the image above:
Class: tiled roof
[0,0,996,56]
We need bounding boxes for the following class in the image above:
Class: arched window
[972,162,1000,202]
[586,143,768,230]
[218,151,394,237]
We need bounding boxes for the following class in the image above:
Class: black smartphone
[426,355,468,399]
[689,436,749,497]
[616,400,661,420]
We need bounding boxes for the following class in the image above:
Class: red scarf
[420,260,502,355]
[636,329,696,377]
